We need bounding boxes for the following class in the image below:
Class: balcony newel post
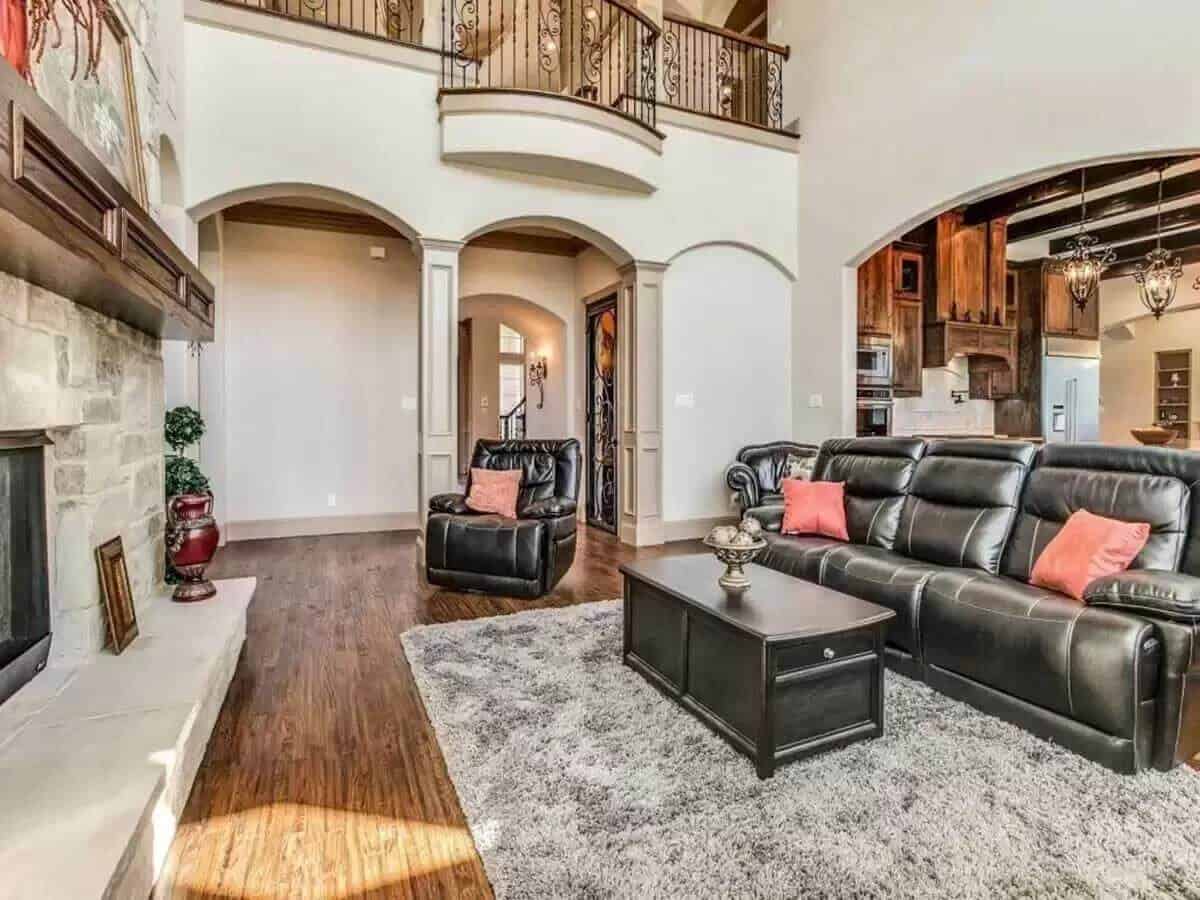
[421,0,443,50]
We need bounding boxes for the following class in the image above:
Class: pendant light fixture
[1053,169,1115,311]
[1134,167,1184,320]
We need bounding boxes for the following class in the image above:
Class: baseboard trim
[227,513,419,542]
[663,515,738,543]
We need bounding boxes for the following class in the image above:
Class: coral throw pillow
[781,479,849,541]
[1030,509,1150,601]
[466,467,522,519]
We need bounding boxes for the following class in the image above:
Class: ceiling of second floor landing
[664,0,767,37]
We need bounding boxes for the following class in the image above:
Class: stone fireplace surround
[0,272,253,897]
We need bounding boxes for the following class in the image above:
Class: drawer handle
[823,647,836,660]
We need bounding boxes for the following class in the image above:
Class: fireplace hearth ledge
[0,576,256,900]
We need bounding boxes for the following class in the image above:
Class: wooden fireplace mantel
[0,63,214,342]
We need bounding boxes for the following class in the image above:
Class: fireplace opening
[0,431,51,708]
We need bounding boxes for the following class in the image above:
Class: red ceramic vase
[167,493,220,602]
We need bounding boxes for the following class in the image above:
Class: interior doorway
[586,296,618,533]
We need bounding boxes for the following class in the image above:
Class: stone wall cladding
[1,271,165,663]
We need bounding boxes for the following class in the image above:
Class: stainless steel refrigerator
[1041,337,1100,443]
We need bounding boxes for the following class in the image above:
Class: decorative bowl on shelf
[704,518,767,595]
[1132,426,1175,446]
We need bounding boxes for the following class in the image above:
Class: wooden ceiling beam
[467,230,589,257]
[1009,169,1200,243]
[1103,245,1200,281]
[962,157,1188,226]
[223,202,403,238]
[1098,227,1200,279]
[1048,203,1200,255]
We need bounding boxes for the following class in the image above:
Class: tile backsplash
[892,357,995,436]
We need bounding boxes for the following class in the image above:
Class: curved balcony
[438,0,663,192]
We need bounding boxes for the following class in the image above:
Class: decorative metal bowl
[703,536,767,595]
[1132,426,1175,446]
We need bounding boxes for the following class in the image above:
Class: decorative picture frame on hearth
[96,536,138,654]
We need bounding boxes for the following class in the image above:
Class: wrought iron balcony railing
[217,0,423,45]
[441,0,660,133]
[661,14,787,132]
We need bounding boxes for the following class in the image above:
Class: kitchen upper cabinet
[930,210,1008,325]
[1043,267,1099,339]
[857,247,893,336]
[893,301,923,395]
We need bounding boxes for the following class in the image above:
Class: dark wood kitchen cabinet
[857,247,893,336]
[1042,266,1099,339]
[892,301,923,396]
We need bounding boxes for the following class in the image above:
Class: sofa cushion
[471,439,581,511]
[1002,443,1200,583]
[1030,509,1150,600]
[781,480,849,540]
[922,570,1160,740]
[757,534,843,583]
[894,440,1036,573]
[817,544,949,659]
[812,438,926,550]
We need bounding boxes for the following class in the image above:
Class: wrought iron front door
[586,297,618,533]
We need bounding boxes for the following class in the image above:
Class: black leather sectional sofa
[738,437,1200,774]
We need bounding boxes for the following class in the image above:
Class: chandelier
[1133,168,1184,320]
[27,0,110,82]
[1052,170,1114,311]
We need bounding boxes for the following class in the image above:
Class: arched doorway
[189,190,422,541]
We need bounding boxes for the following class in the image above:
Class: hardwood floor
[156,526,695,900]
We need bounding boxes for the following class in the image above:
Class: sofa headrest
[1002,442,1200,581]
[814,437,926,550]
[897,440,1036,573]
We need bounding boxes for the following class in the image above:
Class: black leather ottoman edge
[925,664,1141,774]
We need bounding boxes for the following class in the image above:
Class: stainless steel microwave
[857,336,892,386]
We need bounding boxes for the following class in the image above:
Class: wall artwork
[30,7,148,206]
[96,535,138,654]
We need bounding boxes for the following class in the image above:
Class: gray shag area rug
[401,600,1200,899]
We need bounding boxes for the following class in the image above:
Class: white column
[417,239,464,524]
[617,261,667,547]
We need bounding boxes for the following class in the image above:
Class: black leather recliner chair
[724,441,819,521]
[750,437,1200,774]
[425,438,581,598]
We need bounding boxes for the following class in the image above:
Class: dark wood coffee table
[620,553,895,778]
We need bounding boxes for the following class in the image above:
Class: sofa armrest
[744,504,784,533]
[1084,570,1200,624]
[429,492,471,515]
[725,462,760,513]
[519,497,578,519]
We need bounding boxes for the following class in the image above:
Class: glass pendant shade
[1051,171,1112,311]
[1135,248,1184,319]
[1134,168,1183,320]
[1059,235,1114,309]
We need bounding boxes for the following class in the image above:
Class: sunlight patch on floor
[169,802,480,899]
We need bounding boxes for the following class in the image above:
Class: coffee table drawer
[775,628,876,674]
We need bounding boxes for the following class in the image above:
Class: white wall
[221,223,419,526]
[662,245,791,523]
[184,20,799,275]
[770,0,1200,443]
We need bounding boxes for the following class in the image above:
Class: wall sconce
[529,356,548,409]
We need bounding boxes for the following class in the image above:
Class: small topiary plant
[164,406,210,583]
